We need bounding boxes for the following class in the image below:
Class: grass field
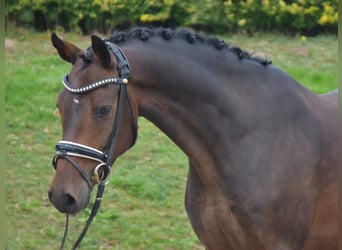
[5,30,337,249]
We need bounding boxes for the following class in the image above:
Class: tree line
[6,0,337,35]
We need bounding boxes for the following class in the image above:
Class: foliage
[6,0,338,35]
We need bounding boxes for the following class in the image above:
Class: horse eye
[96,106,112,117]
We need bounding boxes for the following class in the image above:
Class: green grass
[5,31,337,249]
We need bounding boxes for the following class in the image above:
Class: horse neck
[124,41,323,181]
[124,42,270,170]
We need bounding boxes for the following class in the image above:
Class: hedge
[5,0,338,35]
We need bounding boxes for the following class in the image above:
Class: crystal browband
[62,74,128,94]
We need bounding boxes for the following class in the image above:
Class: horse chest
[184,164,263,250]
[186,193,248,250]
[183,162,312,250]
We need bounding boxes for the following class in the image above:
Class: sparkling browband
[62,74,128,94]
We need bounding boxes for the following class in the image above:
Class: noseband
[52,41,137,249]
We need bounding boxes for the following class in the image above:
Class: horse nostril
[65,193,77,210]
[48,189,78,213]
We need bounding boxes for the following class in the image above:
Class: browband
[62,74,128,94]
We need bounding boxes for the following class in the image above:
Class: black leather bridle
[52,41,137,249]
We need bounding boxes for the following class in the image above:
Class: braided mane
[108,27,272,66]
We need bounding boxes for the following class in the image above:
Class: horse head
[48,33,137,214]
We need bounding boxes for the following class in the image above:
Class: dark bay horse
[48,28,341,250]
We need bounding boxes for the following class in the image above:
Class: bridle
[52,41,137,249]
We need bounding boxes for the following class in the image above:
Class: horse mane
[108,27,272,66]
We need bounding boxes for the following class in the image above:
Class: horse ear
[51,32,81,64]
[91,35,111,68]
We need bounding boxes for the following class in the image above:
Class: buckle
[93,163,112,185]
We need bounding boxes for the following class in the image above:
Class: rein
[52,41,137,249]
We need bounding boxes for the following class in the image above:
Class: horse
[48,27,341,250]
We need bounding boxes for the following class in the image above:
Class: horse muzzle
[48,140,112,214]
[48,159,92,214]
[48,185,90,215]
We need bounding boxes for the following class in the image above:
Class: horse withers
[48,28,341,250]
